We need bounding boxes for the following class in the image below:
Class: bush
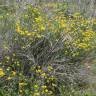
[0,2,96,96]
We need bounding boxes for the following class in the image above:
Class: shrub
[0,2,96,96]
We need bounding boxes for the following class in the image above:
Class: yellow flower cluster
[0,68,5,77]
[82,29,95,41]
[15,5,46,39]
[47,11,96,58]
[78,43,89,49]
[59,19,67,28]
[16,20,41,38]
[32,65,56,95]
[33,84,53,96]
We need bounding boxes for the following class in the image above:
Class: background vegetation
[0,0,96,96]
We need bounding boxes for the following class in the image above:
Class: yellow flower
[6,67,10,71]
[11,71,16,76]
[40,25,45,31]
[35,16,42,23]
[47,66,53,71]
[82,30,94,37]
[34,92,40,96]
[27,33,32,36]
[0,68,5,77]
[78,43,89,49]
[60,20,67,28]
[49,76,55,81]
[36,69,42,73]
[5,56,10,60]
[45,89,48,93]
[7,76,12,80]
[19,31,25,35]
[19,90,23,93]
[41,73,46,77]
[16,25,21,33]
[25,31,28,34]
[34,85,39,89]
[19,82,27,87]
[41,85,47,89]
